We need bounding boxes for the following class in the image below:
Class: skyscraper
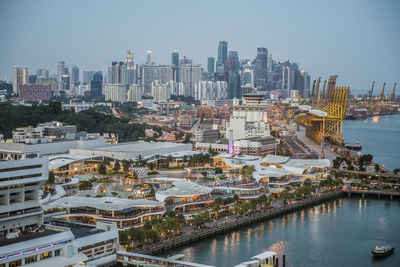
[36,68,49,79]
[225,51,241,99]
[146,50,152,65]
[207,57,215,80]
[71,65,79,88]
[90,72,103,98]
[12,66,28,94]
[126,50,135,85]
[83,70,95,85]
[172,50,179,66]
[254,48,268,91]
[172,50,180,82]
[57,61,65,82]
[109,62,126,84]
[217,41,228,73]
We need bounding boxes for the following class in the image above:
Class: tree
[233,194,239,203]
[166,210,176,218]
[111,192,119,197]
[215,167,223,174]
[212,205,221,219]
[122,160,130,172]
[98,162,107,175]
[166,155,174,167]
[47,171,55,185]
[241,165,256,181]
[393,168,400,175]
[303,178,312,187]
[183,133,192,143]
[114,161,121,172]
[375,163,380,173]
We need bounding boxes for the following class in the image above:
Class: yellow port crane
[380,82,386,101]
[391,82,397,101]
[295,75,349,146]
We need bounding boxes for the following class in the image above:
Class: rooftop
[44,196,164,211]
[155,181,213,202]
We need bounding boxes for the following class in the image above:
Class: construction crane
[369,81,375,103]
[380,82,386,101]
[391,82,397,101]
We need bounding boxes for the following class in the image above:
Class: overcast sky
[0,0,399,93]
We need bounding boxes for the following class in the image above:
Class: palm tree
[166,155,174,167]
[212,205,221,219]
[241,165,256,181]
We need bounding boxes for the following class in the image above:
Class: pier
[342,189,400,199]
[134,190,342,255]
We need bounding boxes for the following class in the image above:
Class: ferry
[371,245,395,257]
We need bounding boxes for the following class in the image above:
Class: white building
[0,158,48,237]
[151,81,172,101]
[179,64,203,97]
[105,84,127,103]
[216,81,228,99]
[225,93,271,140]
[127,84,143,102]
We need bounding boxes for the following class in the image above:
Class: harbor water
[342,114,400,170]
[160,197,400,266]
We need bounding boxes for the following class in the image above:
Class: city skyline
[0,0,399,93]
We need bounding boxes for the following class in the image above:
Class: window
[9,260,22,267]
[54,249,61,256]
[40,251,51,260]
[25,255,37,264]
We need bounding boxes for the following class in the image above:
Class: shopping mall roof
[70,141,193,161]
[48,154,91,170]
[44,196,164,211]
[155,181,213,202]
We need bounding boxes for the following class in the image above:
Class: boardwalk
[342,189,400,199]
[134,190,342,255]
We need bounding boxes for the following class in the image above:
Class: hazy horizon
[1,0,399,94]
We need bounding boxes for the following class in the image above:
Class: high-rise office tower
[57,61,65,82]
[109,62,126,84]
[146,50,152,65]
[61,74,71,91]
[228,72,241,99]
[217,41,228,71]
[90,72,103,98]
[83,70,95,85]
[172,50,180,82]
[225,51,241,99]
[28,74,37,84]
[254,48,268,91]
[36,68,49,79]
[172,50,179,66]
[207,57,215,80]
[71,65,79,88]
[12,66,28,94]
[126,50,135,85]
[207,57,215,74]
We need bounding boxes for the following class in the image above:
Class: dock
[342,189,400,199]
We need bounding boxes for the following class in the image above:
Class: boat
[371,245,395,257]
[352,139,362,151]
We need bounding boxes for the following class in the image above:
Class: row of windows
[1,250,60,267]
[0,165,42,173]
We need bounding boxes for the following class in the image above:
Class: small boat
[352,140,362,151]
[371,245,395,257]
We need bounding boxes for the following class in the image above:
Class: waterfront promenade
[134,190,342,255]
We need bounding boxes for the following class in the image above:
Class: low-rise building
[43,197,165,229]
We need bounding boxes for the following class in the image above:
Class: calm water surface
[343,114,400,170]
[161,198,400,267]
